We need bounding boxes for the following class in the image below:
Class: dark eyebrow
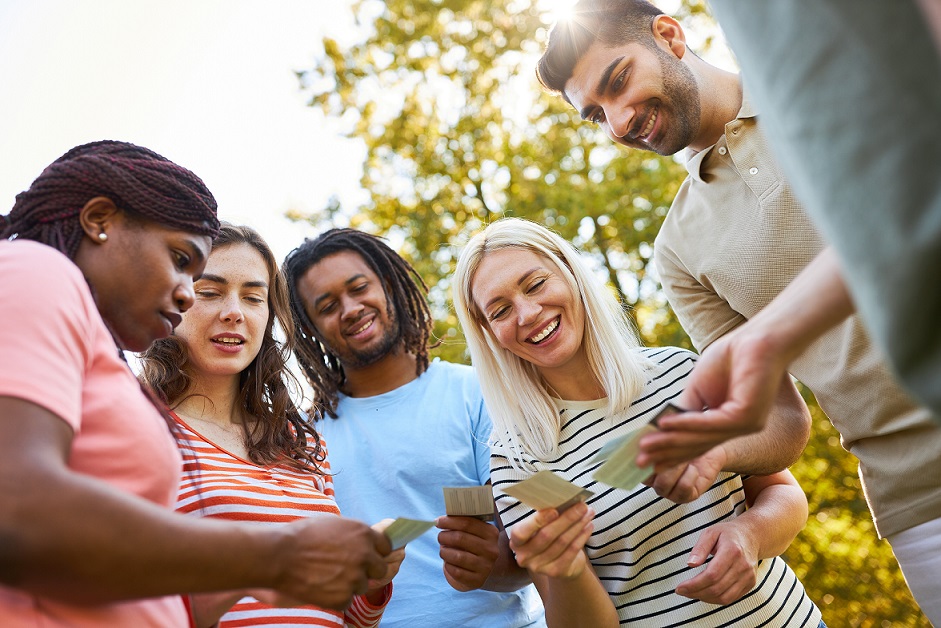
[196,274,268,290]
[185,239,207,266]
[483,267,541,310]
[197,273,227,284]
[579,56,624,120]
[313,273,367,309]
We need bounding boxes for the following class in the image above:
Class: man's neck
[342,349,422,398]
[688,59,744,153]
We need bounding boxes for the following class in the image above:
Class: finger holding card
[509,503,595,579]
[368,519,407,596]
[436,515,500,592]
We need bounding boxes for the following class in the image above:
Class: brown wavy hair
[140,223,325,473]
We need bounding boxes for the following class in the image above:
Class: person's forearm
[747,247,853,365]
[190,591,251,628]
[715,375,811,475]
[3,465,285,604]
[481,530,535,592]
[534,563,618,628]
[737,477,809,559]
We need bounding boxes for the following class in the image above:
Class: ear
[652,15,687,59]
[78,196,120,244]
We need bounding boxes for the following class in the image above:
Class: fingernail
[687,555,700,565]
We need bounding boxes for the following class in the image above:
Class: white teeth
[351,319,372,335]
[215,337,242,344]
[531,319,558,343]
[640,109,657,139]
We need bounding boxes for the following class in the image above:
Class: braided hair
[1,140,219,256]
[283,228,433,418]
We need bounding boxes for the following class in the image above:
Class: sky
[0,0,371,263]
[0,0,729,264]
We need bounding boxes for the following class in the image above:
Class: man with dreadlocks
[0,141,390,627]
[284,228,545,628]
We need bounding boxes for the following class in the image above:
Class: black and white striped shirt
[492,347,822,626]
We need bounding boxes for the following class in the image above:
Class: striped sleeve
[344,584,392,628]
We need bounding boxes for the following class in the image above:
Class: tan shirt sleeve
[654,239,745,353]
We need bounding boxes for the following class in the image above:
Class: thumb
[513,508,559,545]
[687,527,719,567]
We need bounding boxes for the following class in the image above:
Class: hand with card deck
[435,515,501,592]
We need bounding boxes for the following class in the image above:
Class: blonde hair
[452,218,651,466]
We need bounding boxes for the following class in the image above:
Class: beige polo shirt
[654,98,941,539]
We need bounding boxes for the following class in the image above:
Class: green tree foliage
[295,0,928,623]
[297,0,693,361]
[786,386,929,626]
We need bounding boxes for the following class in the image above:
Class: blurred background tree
[293,0,929,624]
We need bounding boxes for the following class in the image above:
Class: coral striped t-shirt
[173,414,389,627]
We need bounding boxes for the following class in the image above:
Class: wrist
[364,582,392,606]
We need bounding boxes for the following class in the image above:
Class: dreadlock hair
[282,228,433,418]
[536,0,664,100]
[140,223,326,473]
[1,140,219,256]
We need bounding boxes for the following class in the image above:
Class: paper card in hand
[590,403,681,491]
[443,486,495,521]
[384,517,436,550]
[500,470,594,513]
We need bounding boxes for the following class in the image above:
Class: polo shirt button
[718,146,727,155]
[749,167,758,175]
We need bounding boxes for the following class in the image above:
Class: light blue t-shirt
[317,359,545,628]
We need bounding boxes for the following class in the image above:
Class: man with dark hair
[537,0,941,617]
[283,228,544,628]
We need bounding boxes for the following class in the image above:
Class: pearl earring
[98,232,108,242]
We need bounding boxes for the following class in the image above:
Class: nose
[339,294,365,321]
[220,294,244,323]
[516,298,541,326]
[175,276,196,313]
[608,105,635,139]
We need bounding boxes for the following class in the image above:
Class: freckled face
[296,250,400,368]
[173,243,270,380]
[471,248,590,389]
[565,39,701,156]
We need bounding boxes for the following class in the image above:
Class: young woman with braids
[282,229,545,628]
[0,141,390,627]
[452,218,823,626]
[140,224,403,627]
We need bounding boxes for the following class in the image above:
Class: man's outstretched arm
[639,247,853,468]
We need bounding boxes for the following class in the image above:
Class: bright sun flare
[538,0,579,24]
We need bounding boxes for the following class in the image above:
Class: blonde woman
[452,218,824,627]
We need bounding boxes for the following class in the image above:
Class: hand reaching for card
[509,503,595,579]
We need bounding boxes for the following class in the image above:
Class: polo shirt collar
[684,90,756,182]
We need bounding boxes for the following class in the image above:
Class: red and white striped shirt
[173,414,389,627]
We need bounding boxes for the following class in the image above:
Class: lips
[164,312,183,330]
[528,317,560,344]
[637,106,658,140]
[345,314,375,337]
[211,333,245,345]
[631,104,659,143]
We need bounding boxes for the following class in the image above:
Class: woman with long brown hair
[141,223,403,627]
